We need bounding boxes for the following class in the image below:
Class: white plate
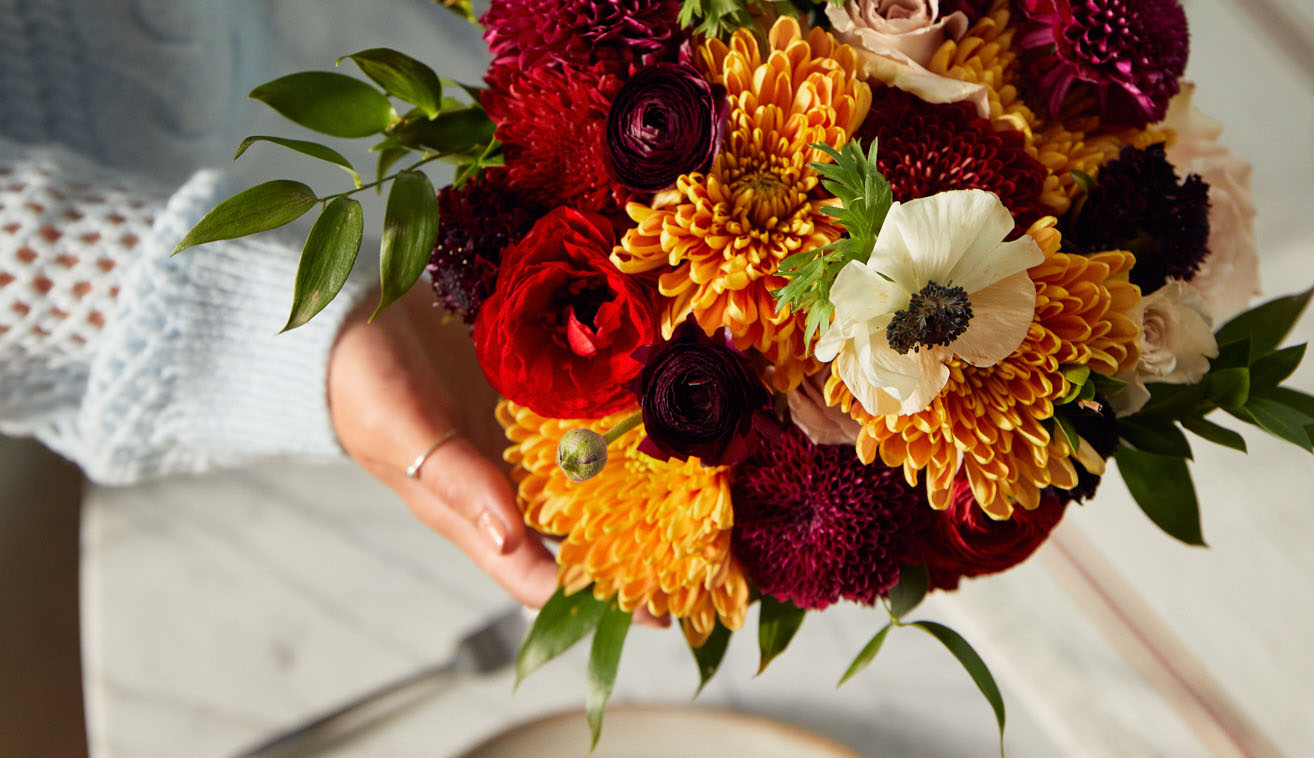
[460,705,860,757]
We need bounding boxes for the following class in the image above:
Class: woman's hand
[327,284,559,608]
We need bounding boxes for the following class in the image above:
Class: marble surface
[80,0,1314,755]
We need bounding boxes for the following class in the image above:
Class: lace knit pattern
[0,143,154,439]
[0,137,366,483]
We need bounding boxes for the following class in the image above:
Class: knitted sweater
[0,0,452,483]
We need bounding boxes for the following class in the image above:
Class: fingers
[391,472,558,609]
[414,434,524,554]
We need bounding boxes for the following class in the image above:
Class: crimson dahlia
[482,63,635,215]
[855,86,1051,234]
[1017,0,1189,127]
[731,425,924,610]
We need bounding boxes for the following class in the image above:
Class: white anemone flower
[815,189,1044,416]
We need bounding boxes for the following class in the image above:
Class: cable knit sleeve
[0,139,367,483]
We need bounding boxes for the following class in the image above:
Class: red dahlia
[730,425,924,610]
[482,63,636,215]
[855,86,1052,234]
[1017,0,1189,127]
[482,0,680,72]
[427,170,537,324]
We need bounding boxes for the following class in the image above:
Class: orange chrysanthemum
[925,0,1167,215]
[612,17,871,391]
[496,401,749,644]
[825,218,1141,519]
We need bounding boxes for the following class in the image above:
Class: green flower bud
[557,428,609,482]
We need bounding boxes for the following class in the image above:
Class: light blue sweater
[0,0,488,482]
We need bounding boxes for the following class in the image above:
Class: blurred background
[2,0,1313,755]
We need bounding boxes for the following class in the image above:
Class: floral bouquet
[177,0,1314,747]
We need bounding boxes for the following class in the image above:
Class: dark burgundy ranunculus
[605,63,727,192]
[473,207,657,419]
[905,478,1069,591]
[629,316,777,466]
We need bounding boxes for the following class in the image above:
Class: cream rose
[787,369,862,446]
[826,0,989,117]
[1112,281,1220,416]
[1161,84,1260,323]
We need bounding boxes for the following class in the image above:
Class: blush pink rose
[826,0,988,116]
[1161,83,1260,323]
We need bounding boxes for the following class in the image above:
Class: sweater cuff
[71,170,369,484]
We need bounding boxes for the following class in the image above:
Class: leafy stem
[316,152,445,203]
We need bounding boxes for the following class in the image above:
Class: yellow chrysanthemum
[925,0,1167,215]
[497,401,749,644]
[612,17,871,392]
[825,218,1141,518]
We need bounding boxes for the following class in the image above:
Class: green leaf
[515,587,609,686]
[1211,338,1251,371]
[1070,168,1096,193]
[173,180,317,254]
[249,72,394,139]
[375,146,409,186]
[1118,417,1192,459]
[911,621,1006,745]
[1228,395,1314,451]
[838,622,892,686]
[586,603,632,751]
[1204,367,1250,409]
[283,196,364,332]
[1249,343,1306,390]
[1091,373,1129,397]
[1262,387,1314,420]
[757,595,805,675]
[389,106,495,154]
[235,136,361,187]
[1180,415,1247,453]
[1063,365,1091,387]
[432,0,478,24]
[688,621,732,698]
[1136,382,1207,419]
[372,171,439,320]
[1055,413,1081,453]
[1214,288,1313,361]
[343,48,444,119]
[887,564,929,619]
[1114,446,1205,546]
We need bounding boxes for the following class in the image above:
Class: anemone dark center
[886,281,973,355]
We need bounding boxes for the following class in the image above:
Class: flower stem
[316,152,444,203]
[603,411,644,445]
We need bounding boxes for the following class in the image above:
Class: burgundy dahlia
[908,478,1068,592]
[427,170,537,324]
[855,86,1052,233]
[605,63,727,192]
[730,425,925,610]
[1065,143,1211,295]
[630,316,777,467]
[1017,0,1189,127]
[481,0,680,72]
[482,63,636,215]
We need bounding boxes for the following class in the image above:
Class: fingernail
[477,511,507,553]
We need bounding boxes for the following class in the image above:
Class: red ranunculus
[910,478,1069,591]
[473,207,657,419]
